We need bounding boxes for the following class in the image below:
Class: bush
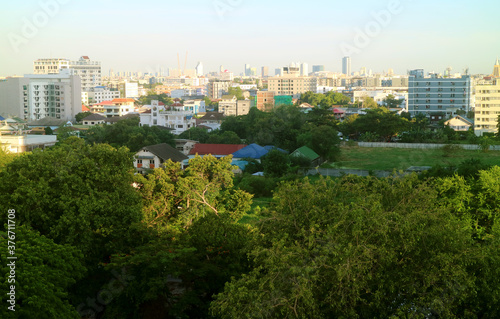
[236,175,278,198]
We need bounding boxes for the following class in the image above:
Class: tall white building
[342,57,351,76]
[300,63,309,76]
[88,86,120,104]
[196,62,204,77]
[33,58,70,74]
[0,69,81,121]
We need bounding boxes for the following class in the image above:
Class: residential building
[69,56,102,92]
[475,79,500,136]
[195,62,204,77]
[90,98,136,118]
[274,95,293,106]
[87,86,120,104]
[174,139,199,156]
[208,80,231,99]
[33,58,70,74]
[0,134,57,153]
[408,69,471,117]
[0,69,81,121]
[267,75,317,98]
[183,99,206,115]
[256,91,275,111]
[81,113,106,126]
[444,115,473,132]
[290,146,322,167]
[134,143,188,174]
[342,57,351,76]
[139,100,196,135]
[123,80,139,99]
[219,95,237,116]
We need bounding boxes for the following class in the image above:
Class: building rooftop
[141,143,188,163]
[189,144,247,156]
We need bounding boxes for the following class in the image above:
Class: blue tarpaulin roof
[264,145,288,154]
[0,116,4,121]
[232,143,269,159]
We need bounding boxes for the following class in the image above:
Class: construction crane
[183,51,188,76]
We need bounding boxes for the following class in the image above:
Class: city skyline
[1,0,500,77]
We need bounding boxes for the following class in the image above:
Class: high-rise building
[245,64,251,76]
[312,65,325,73]
[33,58,70,74]
[275,68,282,76]
[492,58,500,78]
[261,66,269,77]
[300,63,308,76]
[0,69,82,121]
[474,79,500,136]
[407,69,471,117]
[196,62,204,77]
[342,57,351,76]
[207,80,232,99]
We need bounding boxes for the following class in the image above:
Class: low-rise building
[444,115,473,131]
[134,143,188,174]
[139,100,196,135]
[81,113,106,126]
[90,98,136,118]
[0,134,57,153]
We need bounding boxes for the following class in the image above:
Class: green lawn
[327,146,500,171]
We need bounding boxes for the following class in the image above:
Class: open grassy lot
[328,146,500,171]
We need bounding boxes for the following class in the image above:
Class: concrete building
[342,57,351,76]
[492,58,500,78]
[123,80,139,99]
[208,80,232,99]
[262,66,269,78]
[312,65,325,73]
[87,86,120,104]
[256,91,275,112]
[134,143,188,174]
[139,100,196,135]
[33,58,70,74]
[196,61,204,77]
[267,75,317,98]
[408,69,471,117]
[474,79,500,136]
[300,63,309,76]
[0,135,57,153]
[0,69,81,121]
[69,56,102,92]
[90,98,136,118]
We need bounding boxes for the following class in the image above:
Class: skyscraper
[342,57,351,76]
[245,64,251,76]
[261,66,269,77]
[493,58,500,78]
[312,65,325,73]
[300,63,308,76]
[195,62,204,77]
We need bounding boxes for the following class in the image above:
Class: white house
[139,100,196,135]
[134,143,188,174]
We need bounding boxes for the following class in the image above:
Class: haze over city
[1,0,500,76]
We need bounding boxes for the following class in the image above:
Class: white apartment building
[33,56,102,92]
[123,80,139,99]
[0,69,81,121]
[87,86,120,104]
[91,98,136,118]
[475,79,500,136]
[268,75,318,98]
[139,100,196,135]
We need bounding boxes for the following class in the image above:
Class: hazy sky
[1,0,499,77]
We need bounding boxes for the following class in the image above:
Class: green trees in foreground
[2,137,500,318]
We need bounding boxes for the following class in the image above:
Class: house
[290,146,322,167]
[90,98,136,118]
[174,139,199,155]
[134,143,189,174]
[81,113,106,126]
[27,117,69,131]
[197,112,225,131]
[232,143,269,160]
[189,144,247,159]
[332,108,346,121]
[139,100,196,135]
[444,115,473,131]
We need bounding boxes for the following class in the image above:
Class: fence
[357,142,500,151]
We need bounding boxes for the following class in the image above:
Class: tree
[227,87,245,100]
[309,125,340,161]
[0,226,85,319]
[382,94,403,108]
[361,96,378,108]
[75,111,92,123]
[261,149,290,177]
[0,148,14,171]
[0,138,142,267]
[211,175,482,318]
[178,126,210,143]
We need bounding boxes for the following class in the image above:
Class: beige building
[91,98,136,118]
[475,80,500,136]
[267,75,317,98]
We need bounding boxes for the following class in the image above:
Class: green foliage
[75,111,92,123]
[44,126,53,135]
[236,175,278,197]
[262,149,290,177]
[227,87,245,100]
[212,175,484,318]
[0,138,142,267]
[0,147,15,171]
[137,93,173,106]
[299,91,350,108]
[177,126,210,142]
[85,117,175,152]
[382,94,403,108]
[207,130,242,144]
[0,226,85,319]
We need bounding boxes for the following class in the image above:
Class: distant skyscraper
[312,65,325,73]
[300,63,308,76]
[195,61,204,77]
[261,66,269,77]
[342,57,351,76]
[360,67,367,76]
[245,64,251,76]
[493,58,500,78]
[219,65,224,73]
[275,68,282,76]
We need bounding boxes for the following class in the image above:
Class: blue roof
[0,116,4,121]
[264,145,288,154]
[232,143,269,159]
[232,160,249,170]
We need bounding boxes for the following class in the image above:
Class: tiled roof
[95,100,114,106]
[82,113,107,121]
[82,105,90,112]
[199,112,224,121]
[141,143,188,162]
[105,114,139,123]
[112,98,135,103]
[189,144,247,156]
[28,117,67,127]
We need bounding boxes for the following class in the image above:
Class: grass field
[328,146,500,171]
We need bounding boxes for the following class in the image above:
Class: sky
[1,0,500,77]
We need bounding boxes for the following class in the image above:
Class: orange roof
[112,98,135,103]
[82,104,90,112]
[189,144,247,156]
[95,100,114,106]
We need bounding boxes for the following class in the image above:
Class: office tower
[493,58,500,78]
[195,62,204,77]
[261,66,269,77]
[342,57,351,76]
[300,63,308,76]
[312,65,325,73]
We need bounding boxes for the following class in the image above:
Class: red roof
[333,108,345,114]
[189,144,247,156]
[82,105,90,112]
